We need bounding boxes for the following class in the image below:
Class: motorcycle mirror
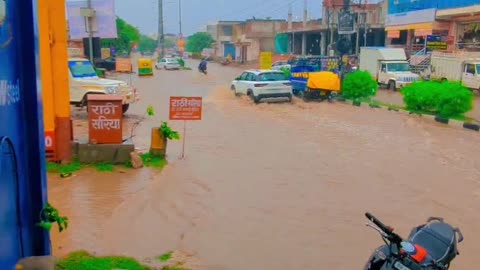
[366,223,388,237]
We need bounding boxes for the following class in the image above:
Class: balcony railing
[456,42,480,51]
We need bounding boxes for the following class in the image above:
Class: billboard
[66,0,117,40]
[338,12,355,35]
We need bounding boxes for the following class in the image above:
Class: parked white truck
[68,48,137,114]
[359,47,420,90]
[429,51,480,91]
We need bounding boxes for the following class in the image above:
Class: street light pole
[179,0,182,35]
[158,0,164,58]
[87,0,94,63]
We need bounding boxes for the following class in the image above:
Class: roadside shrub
[436,82,473,118]
[341,70,378,100]
[401,81,473,118]
[402,81,441,112]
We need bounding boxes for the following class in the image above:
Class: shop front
[385,9,450,55]
[436,5,480,51]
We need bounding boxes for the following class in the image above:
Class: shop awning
[414,29,433,36]
[387,30,400,38]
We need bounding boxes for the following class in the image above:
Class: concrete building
[212,21,243,59]
[233,19,287,63]
[211,19,287,63]
[386,0,480,54]
[207,24,217,41]
[281,0,387,56]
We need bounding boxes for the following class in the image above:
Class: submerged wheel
[248,91,259,104]
[298,91,306,101]
[122,104,130,114]
[388,81,396,91]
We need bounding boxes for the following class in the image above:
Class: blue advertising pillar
[0,0,51,269]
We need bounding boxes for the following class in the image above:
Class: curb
[339,100,480,133]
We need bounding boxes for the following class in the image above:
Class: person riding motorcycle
[198,59,208,74]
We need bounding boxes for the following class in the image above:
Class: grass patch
[181,67,192,70]
[157,251,173,262]
[47,160,135,176]
[47,160,83,175]
[95,163,115,172]
[141,152,167,168]
[55,250,151,270]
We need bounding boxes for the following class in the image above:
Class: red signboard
[169,96,202,120]
[45,131,56,152]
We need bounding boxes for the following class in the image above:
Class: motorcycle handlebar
[365,212,392,233]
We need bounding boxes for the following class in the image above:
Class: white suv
[231,70,293,103]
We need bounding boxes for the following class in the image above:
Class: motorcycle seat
[409,222,456,264]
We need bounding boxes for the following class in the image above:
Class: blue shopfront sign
[389,0,480,14]
[0,0,50,269]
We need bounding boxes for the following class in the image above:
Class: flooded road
[50,60,480,269]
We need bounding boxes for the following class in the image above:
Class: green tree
[185,32,214,53]
[138,35,157,52]
[101,17,140,54]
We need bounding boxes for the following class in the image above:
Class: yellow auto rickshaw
[138,58,153,76]
[300,71,341,102]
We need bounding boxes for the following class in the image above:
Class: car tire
[248,90,259,104]
[122,104,130,114]
[388,81,396,91]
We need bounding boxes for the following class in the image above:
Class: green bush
[341,70,378,100]
[402,81,440,112]
[401,81,473,118]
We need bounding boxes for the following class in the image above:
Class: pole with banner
[169,96,203,159]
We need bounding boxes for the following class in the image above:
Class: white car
[231,70,293,103]
[155,58,181,70]
[271,61,291,71]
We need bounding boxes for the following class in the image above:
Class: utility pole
[87,0,94,63]
[158,0,164,58]
[179,0,182,35]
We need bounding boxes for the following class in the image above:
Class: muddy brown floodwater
[49,60,480,270]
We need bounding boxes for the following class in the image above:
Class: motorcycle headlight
[105,86,119,94]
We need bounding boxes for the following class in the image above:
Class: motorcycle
[198,66,207,75]
[364,212,463,270]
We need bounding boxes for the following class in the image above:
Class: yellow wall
[49,0,71,118]
[38,0,55,132]
[38,0,71,160]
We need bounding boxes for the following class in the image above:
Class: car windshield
[476,65,480,74]
[387,63,411,72]
[258,72,286,81]
[166,58,177,63]
[68,60,98,78]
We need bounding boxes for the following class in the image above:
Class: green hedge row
[401,81,473,118]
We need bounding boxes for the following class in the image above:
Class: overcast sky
[115,0,324,36]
